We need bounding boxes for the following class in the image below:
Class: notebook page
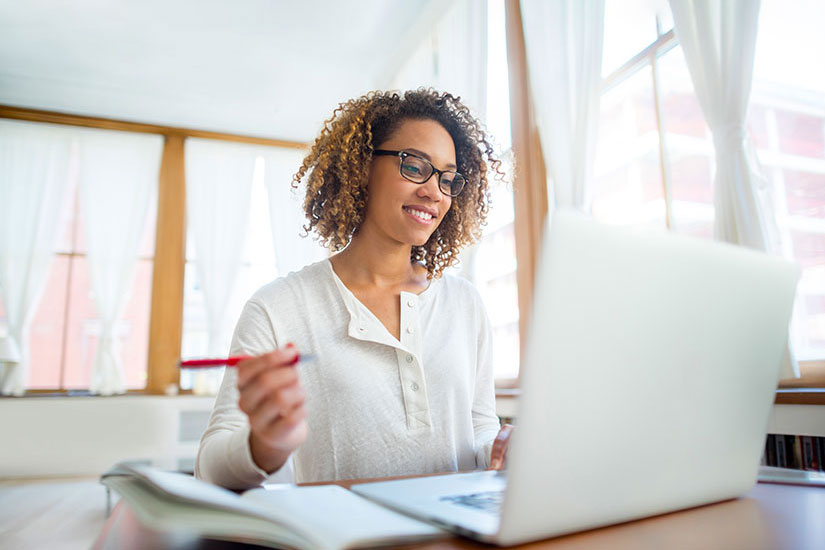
[242,485,445,549]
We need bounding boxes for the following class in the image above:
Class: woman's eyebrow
[406,148,458,170]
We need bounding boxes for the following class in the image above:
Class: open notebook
[101,462,445,550]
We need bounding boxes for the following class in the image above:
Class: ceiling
[0,0,446,143]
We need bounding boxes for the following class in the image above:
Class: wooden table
[92,478,825,550]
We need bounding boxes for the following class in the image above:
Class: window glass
[592,65,667,229]
[59,257,153,390]
[487,0,511,152]
[54,147,81,254]
[749,0,825,359]
[597,0,825,360]
[473,152,519,380]
[26,257,69,389]
[20,137,156,391]
[470,0,519,380]
[601,0,662,78]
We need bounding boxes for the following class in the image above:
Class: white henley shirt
[195,259,501,489]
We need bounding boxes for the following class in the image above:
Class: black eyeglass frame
[373,149,466,197]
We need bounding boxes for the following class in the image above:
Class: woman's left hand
[489,424,514,470]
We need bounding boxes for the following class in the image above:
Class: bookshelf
[763,434,824,471]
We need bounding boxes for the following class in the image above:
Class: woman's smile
[402,205,436,225]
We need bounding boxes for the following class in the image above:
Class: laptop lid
[497,211,799,545]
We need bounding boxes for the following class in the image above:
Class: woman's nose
[417,173,443,201]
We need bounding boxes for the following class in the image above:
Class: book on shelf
[762,434,825,472]
[801,436,817,471]
[775,435,787,468]
[765,435,777,467]
[101,462,446,550]
[790,436,803,470]
[818,438,825,471]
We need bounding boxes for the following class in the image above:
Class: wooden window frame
[0,104,306,395]
[501,2,824,401]
[502,0,548,390]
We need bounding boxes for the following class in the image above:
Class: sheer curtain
[389,0,488,119]
[432,0,488,118]
[520,0,606,211]
[261,148,327,277]
[78,129,163,395]
[669,0,797,378]
[185,139,257,393]
[0,121,72,395]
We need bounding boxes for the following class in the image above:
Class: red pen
[179,354,316,368]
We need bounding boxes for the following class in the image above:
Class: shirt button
[358,327,365,332]
[407,300,415,307]
[406,327,414,334]
[406,355,413,363]
[411,382,420,391]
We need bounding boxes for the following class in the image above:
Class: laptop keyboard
[439,490,504,514]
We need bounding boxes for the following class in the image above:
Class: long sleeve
[194,300,294,489]
[472,297,501,469]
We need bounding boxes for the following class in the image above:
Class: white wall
[0,395,215,478]
[767,404,825,437]
[2,396,820,479]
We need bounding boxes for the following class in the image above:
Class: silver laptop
[351,210,800,546]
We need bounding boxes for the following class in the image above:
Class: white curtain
[77,129,162,395]
[520,0,605,211]
[669,0,796,379]
[185,139,256,392]
[261,148,326,276]
[433,0,488,119]
[389,0,488,120]
[0,121,72,395]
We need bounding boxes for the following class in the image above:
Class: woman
[196,89,512,490]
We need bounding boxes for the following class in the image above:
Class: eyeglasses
[373,149,466,197]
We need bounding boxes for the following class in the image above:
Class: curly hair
[292,89,501,278]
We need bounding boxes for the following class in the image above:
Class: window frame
[501,0,548,389]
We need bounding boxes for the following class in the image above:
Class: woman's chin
[410,233,434,247]
[395,226,437,248]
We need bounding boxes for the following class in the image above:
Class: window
[594,0,825,376]
[2,129,158,391]
[0,111,312,395]
[470,0,519,381]
[593,63,669,230]
[750,0,825,362]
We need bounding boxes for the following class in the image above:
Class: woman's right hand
[237,345,308,474]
